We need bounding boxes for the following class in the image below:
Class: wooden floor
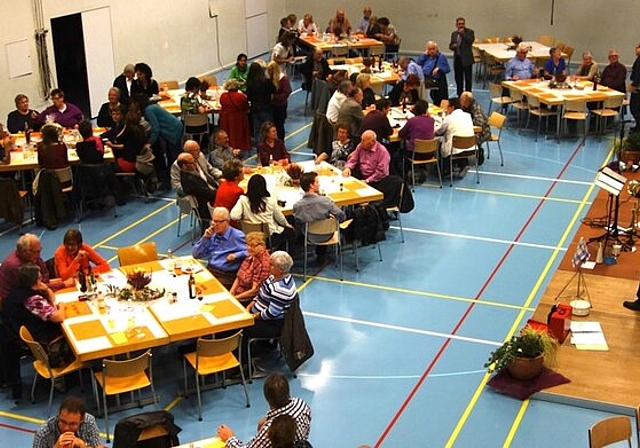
[530,178,640,414]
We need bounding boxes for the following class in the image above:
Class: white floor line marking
[303,311,502,347]
[295,370,486,380]
[480,170,594,185]
[454,187,590,204]
[390,226,567,251]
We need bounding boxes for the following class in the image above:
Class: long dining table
[238,160,384,215]
[473,40,562,64]
[502,78,626,137]
[299,34,384,54]
[1,128,115,173]
[156,88,223,116]
[59,257,254,362]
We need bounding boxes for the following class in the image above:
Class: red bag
[547,304,571,343]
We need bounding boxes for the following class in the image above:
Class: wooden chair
[562,99,588,140]
[183,113,209,142]
[403,138,442,190]
[539,36,555,47]
[486,112,506,166]
[591,96,625,136]
[182,331,250,421]
[19,326,86,416]
[483,37,500,44]
[303,218,351,280]
[198,75,218,88]
[554,41,566,51]
[160,80,179,90]
[93,350,158,442]
[526,95,559,141]
[450,135,480,186]
[562,45,575,66]
[588,415,632,448]
[507,87,527,130]
[488,82,513,115]
[239,220,272,248]
[117,242,158,267]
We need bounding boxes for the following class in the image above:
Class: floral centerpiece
[284,163,304,187]
[105,269,165,302]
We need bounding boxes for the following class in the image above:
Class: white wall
[284,1,639,64]
[0,0,286,122]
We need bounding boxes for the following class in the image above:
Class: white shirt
[435,108,475,157]
[326,91,347,124]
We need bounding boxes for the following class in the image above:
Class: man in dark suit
[112,63,135,105]
[178,152,217,221]
[449,17,475,97]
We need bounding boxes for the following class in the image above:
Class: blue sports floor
[0,68,632,447]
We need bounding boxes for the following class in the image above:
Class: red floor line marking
[0,422,36,434]
[375,141,585,447]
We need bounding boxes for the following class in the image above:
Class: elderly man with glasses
[600,49,627,94]
[171,139,221,197]
[505,43,538,81]
[192,206,248,289]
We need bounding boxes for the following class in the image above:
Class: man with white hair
[192,206,247,288]
[504,43,537,80]
[342,130,390,186]
[435,97,475,177]
[170,139,221,196]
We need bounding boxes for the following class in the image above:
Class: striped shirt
[226,397,312,448]
[251,274,296,321]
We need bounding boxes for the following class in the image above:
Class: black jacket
[112,411,181,448]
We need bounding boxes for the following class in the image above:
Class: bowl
[570,299,591,316]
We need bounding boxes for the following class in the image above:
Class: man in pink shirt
[341,130,390,186]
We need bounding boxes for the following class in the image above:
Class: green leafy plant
[485,326,558,373]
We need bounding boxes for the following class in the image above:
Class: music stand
[554,237,591,313]
[589,167,628,250]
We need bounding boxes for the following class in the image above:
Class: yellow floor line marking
[164,395,183,412]
[0,410,44,425]
[455,187,592,204]
[504,399,530,447]
[94,202,174,249]
[445,153,607,447]
[106,218,180,264]
[300,275,534,312]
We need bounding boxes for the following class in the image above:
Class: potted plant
[485,326,558,380]
[615,131,640,165]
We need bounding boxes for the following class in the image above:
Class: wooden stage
[528,173,640,414]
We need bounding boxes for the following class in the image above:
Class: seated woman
[97,87,124,129]
[543,47,567,80]
[75,120,104,164]
[214,159,245,215]
[257,122,290,166]
[243,251,297,343]
[355,73,376,109]
[388,74,421,107]
[54,229,110,281]
[2,264,72,368]
[229,232,271,303]
[316,122,354,168]
[0,123,15,166]
[105,108,145,173]
[37,124,68,170]
[230,174,295,250]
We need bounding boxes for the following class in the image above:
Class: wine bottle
[592,74,599,91]
[78,270,87,293]
[188,273,196,299]
[25,123,31,144]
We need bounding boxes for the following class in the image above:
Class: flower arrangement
[285,163,304,181]
[126,269,152,290]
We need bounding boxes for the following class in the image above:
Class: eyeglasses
[212,219,228,224]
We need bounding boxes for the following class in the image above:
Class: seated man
[341,130,390,187]
[293,172,346,263]
[600,49,627,94]
[435,97,475,176]
[208,130,242,170]
[504,43,537,80]
[460,91,490,165]
[328,8,351,36]
[171,140,221,197]
[177,152,217,221]
[359,98,393,143]
[36,88,84,129]
[217,373,312,447]
[301,48,332,91]
[372,17,401,55]
[7,94,40,133]
[192,206,247,289]
[33,396,104,448]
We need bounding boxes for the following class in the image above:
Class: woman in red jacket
[219,79,251,151]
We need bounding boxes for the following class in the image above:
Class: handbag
[46,336,75,368]
[424,76,439,89]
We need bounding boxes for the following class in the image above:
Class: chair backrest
[177,195,198,214]
[564,99,586,114]
[369,45,385,56]
[440,99,449,110]
[117,242,158,267]
[452,135,477,151]
[483,37,500,43]
[489,82,504,98]
[306,218,339,245]
[602,95,625,110]
[52,166,73,190]
[508,87,523,102]
[562,45,574,60]
[160,80,179,90]
[103,349,152,379]
[346,56,363,64]
[240,220,270,237]
[554,41,565,51]
[19,326,50,366]
[413,138,439,158]
[199,75,218,87]
[527,95,542,109]
[588,415,632,448]
[488,112,506,129]
[331,45,349,57]
[539,35,555,47]
[183,113,209,127]
[636,403,640,448]
[197,331,242,358]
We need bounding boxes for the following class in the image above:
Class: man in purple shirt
[37,88,84,129]
[342,130,390,186]
[0,234,70,305]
